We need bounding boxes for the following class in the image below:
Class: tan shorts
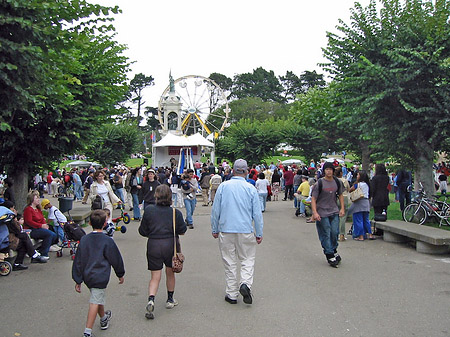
[89,288,106,305]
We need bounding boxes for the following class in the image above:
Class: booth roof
[153,133,214,148]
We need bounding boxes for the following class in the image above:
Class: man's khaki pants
[218,232,256,300]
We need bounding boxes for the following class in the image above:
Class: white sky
[92,0,371,109]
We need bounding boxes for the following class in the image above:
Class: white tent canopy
[324,157,344,164]
[66,160,102,168]
[281,158,304,165]
[153,133,214,148]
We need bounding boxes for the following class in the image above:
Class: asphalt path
[2,196,450,337]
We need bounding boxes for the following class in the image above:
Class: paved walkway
[2,195,450,337]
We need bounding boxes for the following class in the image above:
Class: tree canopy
[0,0,130,209]
[320,0,450,192]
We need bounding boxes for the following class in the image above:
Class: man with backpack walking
[311,162,345,268]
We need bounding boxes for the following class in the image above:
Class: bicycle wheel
[403,203,427,225]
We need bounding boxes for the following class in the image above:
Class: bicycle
[402,182,450,226]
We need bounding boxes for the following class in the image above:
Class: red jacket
[283,170,294,185]
[23,206,46,229]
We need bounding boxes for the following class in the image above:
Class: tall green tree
[232,67,285,103]
[279,71,303,102]
[322,0,450,193]
[209,72,233,99]
[85,123,140,166]
[299,70,326,91]
[127,73,154,123]
[0,0,130,210]
[215,118,283,164]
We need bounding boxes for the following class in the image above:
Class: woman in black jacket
[371,164,390,215]
[138,185,186,319]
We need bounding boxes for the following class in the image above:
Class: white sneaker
[165,298,178,309]
[49,244,61,252]
[145,299,155,319]
[40,255,50,261]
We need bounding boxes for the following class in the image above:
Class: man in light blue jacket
[211,159,263,305]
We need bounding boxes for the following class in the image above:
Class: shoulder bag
[349,186,365,202]
[171,208,185,273]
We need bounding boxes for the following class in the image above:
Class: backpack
[317,176,343,198]
[64,221,86,241]
[91,195,104,210]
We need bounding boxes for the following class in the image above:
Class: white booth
[152,133,214,169]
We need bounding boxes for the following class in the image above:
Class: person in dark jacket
[142,169,160,209]
[72,210,125,337]
[371,164,390,215]
[396,169,411,211]
[129,167,144,221]
[138,185,187,319]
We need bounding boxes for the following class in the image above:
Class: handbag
[349,187,364,202]
[171,208,185,273]
[91,195,104,210]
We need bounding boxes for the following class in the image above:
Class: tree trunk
[10,167,29,213]
[360,141,371,171]
[414,136,435,195]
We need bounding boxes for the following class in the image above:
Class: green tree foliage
[280,121,329,164]
[232,67,285,103]
[0,0,130,209]
[290,83,372,168]
[321,0,450,192]
[300,70,326,91]
[85,123,140,166]
[279,71,303,102]
[209,72,233,99]
[127,73,155,123]
[215,118,283,164]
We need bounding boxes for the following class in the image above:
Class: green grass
[54,158,150,170]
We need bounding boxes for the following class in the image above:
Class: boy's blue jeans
[315,214,339,256]
[53,225,65,243]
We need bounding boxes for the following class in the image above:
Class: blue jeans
[300,199,306,214]
[74,183,83,200]
[52,225,65,243]
[352,211,371,238]
[30,228,57,257]
[132,193,141,219]
[258,192,267,211]
[114,188,125,203]
[184,198,197,225]
[293,185,299,207]
[315,214,339,256]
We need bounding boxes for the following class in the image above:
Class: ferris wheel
[158,75,230,137]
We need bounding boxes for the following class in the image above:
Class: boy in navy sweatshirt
[72,210,125,337]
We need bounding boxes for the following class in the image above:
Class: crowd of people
[1,156,450,336]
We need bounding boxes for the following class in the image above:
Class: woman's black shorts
[146,238,179,271]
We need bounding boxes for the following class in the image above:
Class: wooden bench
[374,220,450,254]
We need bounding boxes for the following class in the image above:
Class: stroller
[56,197,86,259]
[0,213,14,276]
